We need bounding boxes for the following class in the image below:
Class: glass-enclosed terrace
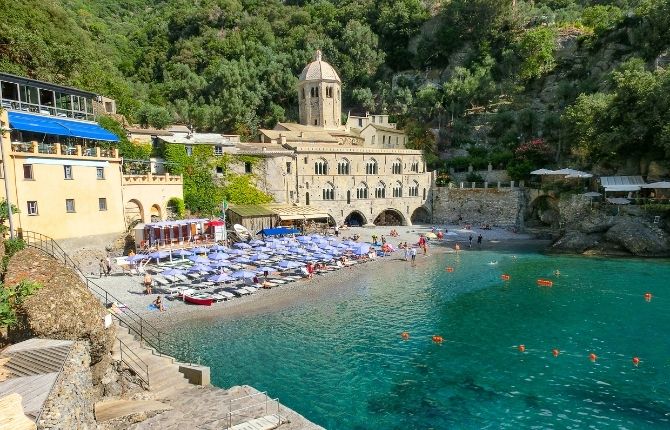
[0,72,95,121]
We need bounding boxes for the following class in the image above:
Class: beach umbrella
[255,266,277,274]
[289,247,307,254]
[530,168,555,175]
[191,246,209,254]
[425,232,438,239]
[230,270,257,279]
[234,257,252,264]
[582,192,602,197]
[296,236,311,243]
[210,260,233,268]
[274,249,290,255]
[255,246,273,252]
[161,268,185,277]
[172,249,193,258]
[208,252,230,261]
[278,260,302,269]
[188,255,210,264]
[210,244,229,251]
[352,244,370,256]
[150,251,171,261]
[318,254,335,261]
[249,253,271,261]
[234,242,252,249]
[207,273,235,283]
[249,240,265,246]
[227,249,245,255]
[127,254,149,262]
[188,264,212,273]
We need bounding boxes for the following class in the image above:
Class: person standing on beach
[334,225,339,237]
[106,256,112,276]
[477,234,483,246]
[144,273,153,295]
[404,246,410,261]
[468,235,473,248]
[410,247,417,265]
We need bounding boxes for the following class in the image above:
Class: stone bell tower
[298,50,342,129]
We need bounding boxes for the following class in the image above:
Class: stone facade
[37,341,96,430]
[346,113,409,149]
[432,187,525,228]
[298,50,342,129]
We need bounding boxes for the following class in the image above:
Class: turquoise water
[166,250,670,429]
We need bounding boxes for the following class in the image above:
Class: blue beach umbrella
[296,236,311,243]
[278,260,303,269]
[249,253,270,261]
[207,273,235,283]
[227,249,246,255]
[234,242,252,249]
[256,266,277,274]
[230,270,257,279]
[191,246,209,254]
[188,255,210,264]
[188,264,212,273]
[210,260,233,268]
[150,251,171,261]
[289,247,307,254]
[172,249,193,258]
[353,244,370,256]
[161,268,185,277]
[210,244,229,251]
[249,240,265,246]
[234,257,252,264]
[127,254,149,262]
[208,252,230,261]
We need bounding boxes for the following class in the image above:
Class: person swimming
[554,270,561,276]
[488,261,498,265]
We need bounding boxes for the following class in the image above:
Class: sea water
[166,250,670,429]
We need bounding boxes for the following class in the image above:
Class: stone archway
[150,204,162,222]
[125,199,144,225]
[344,210,367,227]
[528,195,560,227]
[373,208,407,226]
[410,206,431,224]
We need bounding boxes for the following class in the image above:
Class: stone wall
[449,166,510,184]
[432,187,525,228]
[37,341,96,430]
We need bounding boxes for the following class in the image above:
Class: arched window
[315,87,319,97]
[356,182,369,199]
[302,88,305,99]
[337,159,350,175]
[392,159,402,174]
[409,180,419,197]
[314,159,328,175]
[375,182,386,199]
[310,87,315,97]
[347,190,351,204]
[392,181,403,198]
[306,192,310,205]
[410,161,419,173]
[322,182,335,200]
[366,159,378,175]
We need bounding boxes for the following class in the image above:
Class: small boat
[183,293,213,306]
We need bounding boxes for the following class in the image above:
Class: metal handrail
[118,338,150,388]
[226,397,281,429]
[17,230,166,355]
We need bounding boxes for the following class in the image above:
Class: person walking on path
[99,259,107,277]
[105,256,112,276]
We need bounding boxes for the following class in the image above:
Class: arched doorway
[373,209,406,226]
[344,210,367,227]
[410,206,431,224]
[150,204,162,222]
[125,199,144,225]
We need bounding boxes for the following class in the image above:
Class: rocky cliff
[549,195,670,257]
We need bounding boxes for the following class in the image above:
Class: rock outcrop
[550,196,670,257]
[5,248,115,368]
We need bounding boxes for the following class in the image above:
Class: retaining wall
[432,187,526,228]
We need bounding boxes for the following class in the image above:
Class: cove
[164,249,670,429]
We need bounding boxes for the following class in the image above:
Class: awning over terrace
[8,111,119,141]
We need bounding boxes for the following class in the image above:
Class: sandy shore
[94,226,547,329]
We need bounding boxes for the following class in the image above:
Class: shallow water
[166,250,670,429]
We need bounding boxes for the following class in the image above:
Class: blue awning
[257,227,301,236]
[8,111,119,142]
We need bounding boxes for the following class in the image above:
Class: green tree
[517,27,557,81]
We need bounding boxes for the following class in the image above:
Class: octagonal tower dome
[298,50,342,129]
[299,50,341,82]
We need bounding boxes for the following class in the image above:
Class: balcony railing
[1,98,94,121]
[122,173,183,185]
[10,141,119,159]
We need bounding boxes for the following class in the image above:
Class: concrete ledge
[177,363,210,386]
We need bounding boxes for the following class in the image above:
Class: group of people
[467,234,484,248]
[388,229,399,237]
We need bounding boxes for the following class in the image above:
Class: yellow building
[0,73,183,244]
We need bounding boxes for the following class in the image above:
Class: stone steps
[94,399,172,422]
[2,345,72,378]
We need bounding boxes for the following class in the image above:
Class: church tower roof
[299,50,341,82]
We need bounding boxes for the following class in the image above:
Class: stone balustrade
[122,173,183,185]
[10,140,119,159]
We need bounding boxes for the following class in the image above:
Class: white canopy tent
[600,176,645,193]
[641,181,670,189]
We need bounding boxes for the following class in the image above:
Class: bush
[167,197,186,219]
[0,280,43,327]
[466,172,485,183]
[4,238,25,258]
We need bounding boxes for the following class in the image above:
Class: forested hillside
[1,0,669,177]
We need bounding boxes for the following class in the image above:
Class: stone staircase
[111,327,192,399]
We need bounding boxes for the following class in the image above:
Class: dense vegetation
[2,0,670,179]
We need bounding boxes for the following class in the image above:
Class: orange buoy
[518,344,526,353]
[501,274,511,281]
[432,335,443,343]
[632,357,640,366]
[401,332,410,340]
[589,353,597,362]
[644,292,652,302]
[552,348,560,357]
[537,279,553,287]
[446,267,454,273]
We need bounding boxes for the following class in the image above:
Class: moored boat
[183,293,213,306]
